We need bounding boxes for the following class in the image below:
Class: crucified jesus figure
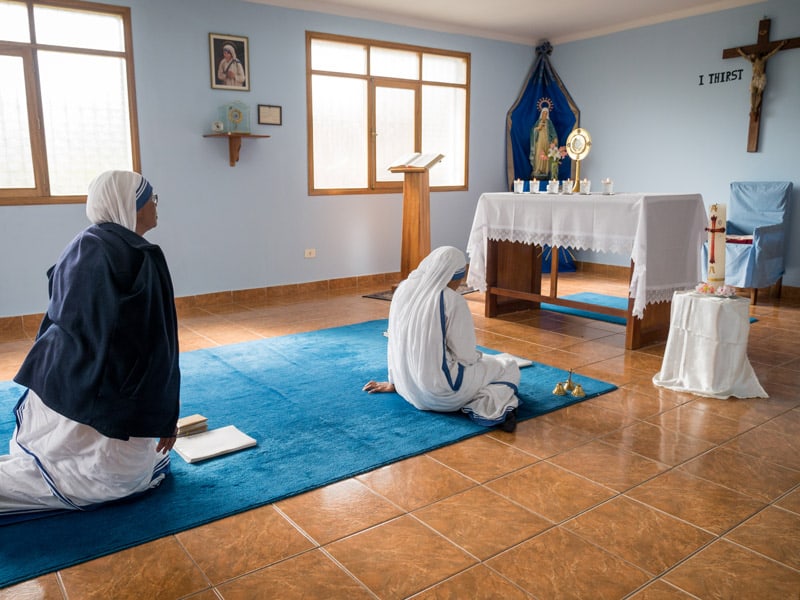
[738,40,786,116]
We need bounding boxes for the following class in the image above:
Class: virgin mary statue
[529,107,558,179]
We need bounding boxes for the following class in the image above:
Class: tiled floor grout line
[3,277,798,599]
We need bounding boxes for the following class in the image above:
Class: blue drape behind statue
[506,42,580,272]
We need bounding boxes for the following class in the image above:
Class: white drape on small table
[653,291,767,399]
[465,192,707,318]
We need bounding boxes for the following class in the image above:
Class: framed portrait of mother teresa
[209,33,250,91]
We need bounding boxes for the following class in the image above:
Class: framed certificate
[257,105,282,126]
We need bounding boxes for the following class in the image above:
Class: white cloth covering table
[465,191,707,349]
[466,191,707,319]
[652,291,767,399]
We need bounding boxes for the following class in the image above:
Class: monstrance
[565,128,592,192]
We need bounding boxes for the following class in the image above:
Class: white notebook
[493,352,533,368]
[173,425,257,463]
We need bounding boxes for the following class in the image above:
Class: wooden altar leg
[626,300,672,350]
[485,240,540,317]
[485,239,499,317]
[624,260,672,349]
[549,247,559,297]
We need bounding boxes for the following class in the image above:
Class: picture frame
[209,33,249,91]
[257,104,282,126]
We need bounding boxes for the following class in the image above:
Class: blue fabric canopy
[506,42,580,187]
[506,42,580,272]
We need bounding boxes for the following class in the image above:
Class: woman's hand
[156,430,177,454]
[362,381,395,394]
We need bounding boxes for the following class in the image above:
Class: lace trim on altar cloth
[466,228,696,320]
[485,228,634,255]
[644,288,680,305]
[643,285,698,306]
[630,281,690,318]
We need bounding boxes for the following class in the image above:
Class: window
[0,0,139,206]
[306,32,469,195]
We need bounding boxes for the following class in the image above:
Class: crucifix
[723,18,800,152]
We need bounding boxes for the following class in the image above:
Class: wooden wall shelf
[203,132,270,167]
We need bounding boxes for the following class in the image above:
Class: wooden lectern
[388,153,444,280]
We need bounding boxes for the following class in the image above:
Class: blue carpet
[541,292,628,325]
[0,319,616,588]
[541,292,757,324]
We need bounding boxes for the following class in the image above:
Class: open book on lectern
[388,152,444,170]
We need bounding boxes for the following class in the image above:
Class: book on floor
[492,352,533,368]
[176,413,208,437]
[173,425,257,463]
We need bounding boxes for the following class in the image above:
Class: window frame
[370,78,420,191]
[0,0,140,206]
[305,31,470,196]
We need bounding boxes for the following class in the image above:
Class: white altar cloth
[652,291,767,399]
[465,192,707,318]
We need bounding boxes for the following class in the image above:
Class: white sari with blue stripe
[387,247,520,425]
[0,390,169,520]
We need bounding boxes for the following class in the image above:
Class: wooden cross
[723,18,800,152]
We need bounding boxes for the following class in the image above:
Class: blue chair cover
[701,181,793,289]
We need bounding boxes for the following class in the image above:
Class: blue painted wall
[556,0,799,270]
[1,0,797,317]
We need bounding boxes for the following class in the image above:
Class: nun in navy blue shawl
[0,170,180,519]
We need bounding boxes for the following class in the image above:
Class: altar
[465,191,707,349]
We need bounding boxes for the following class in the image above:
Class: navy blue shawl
[15,223,180,440]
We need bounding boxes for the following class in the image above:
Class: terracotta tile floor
[1,273,799,599]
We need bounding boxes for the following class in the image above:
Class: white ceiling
[246,0,765,45]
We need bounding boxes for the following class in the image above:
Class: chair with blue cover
[702,181,793,304]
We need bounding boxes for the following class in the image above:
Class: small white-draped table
[653,291,767,399]
[466,191,707,349]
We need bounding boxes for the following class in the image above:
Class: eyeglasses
[152,194,158,206]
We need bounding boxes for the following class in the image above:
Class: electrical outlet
[304,248,316,258]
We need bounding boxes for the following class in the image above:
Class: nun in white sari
[1,170,179,522]
[364,246,520,431]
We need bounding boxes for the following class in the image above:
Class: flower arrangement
[695,282,736,297]
[546,143,567,180]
